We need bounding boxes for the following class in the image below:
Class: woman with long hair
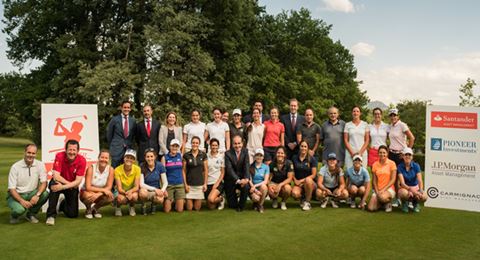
[246,108,265,163]
[291,140,318,211]
[268,146,293,210]
[368,145,397,212]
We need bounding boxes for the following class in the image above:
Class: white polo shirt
[8,159,47,194]
[206,121,230,152]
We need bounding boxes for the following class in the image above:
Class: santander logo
[431,111,478,129]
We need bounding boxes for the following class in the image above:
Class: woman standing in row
[246,108,264,163]
[182,109,206,154]
[262,107,285,165]
[344,106,370,169]
[368,108,389,167]
[159,112,183,160]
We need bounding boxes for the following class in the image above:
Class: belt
[389,149,402,154]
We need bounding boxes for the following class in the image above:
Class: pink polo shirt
[263,120,285,147]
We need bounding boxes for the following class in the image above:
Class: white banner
[425,105,480,212]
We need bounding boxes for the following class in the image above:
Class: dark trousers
[46,180,79,218]
[389,152,403,166]
[224,181,250,210]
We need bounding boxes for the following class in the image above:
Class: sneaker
[25,214,39,224]
[10,216,19,224]
[91,207,102,218]
[408,201,414,209]
[331,200,339,208]
[129,205,136,216]
[151,203,157,215]
[413,203,421,213]
[392,198,400,208]
[402,202,409,213]
[385,203,393,213]
[350,201,357,209]
[115,207,122,217]
[302,201,311,211]
[85,208,93,219]
[320,198,329,208]
[280,201,287,210]
[300,199,306,208]
[272,198,279,209]
[46,217,55,226]
[218,197,225,210]
[258,205,264,213]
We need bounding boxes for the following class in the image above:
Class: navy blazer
[224,148,250,183]
[135,118,160,161]
[106,114,136,160]
[281,113,305,144]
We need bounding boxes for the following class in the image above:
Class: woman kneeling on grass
[316,152,348,208]
[114,149,140,217]
[268,146,293,210]
[345,154,371,209]
[249,148,270,213]
[205,138,225,210]
[397,147,427,213]
[80,150,115,219]
[183,136,208,211]
[139,148,168,215]
[291,140,318,211]
[162,139,185,213]
[368,145,397,212]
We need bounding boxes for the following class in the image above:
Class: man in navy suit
[106,101,136,168]
[242,101,270,127]
[224,135,250,211]
[135,105,160,163]
[281,98,305,159]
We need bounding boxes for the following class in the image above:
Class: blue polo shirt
[141,161,166,189]
[318,165,344,189]
[292,155,318,180]
[397,162,421,186]
[251,163,270,185]
[164,153,183,185]
[345,166,370,187]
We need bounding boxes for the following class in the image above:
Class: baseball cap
[327,152,337,160]
[255,148,264,156]
[389,108,399,115]
[233,108,242,115]
[353,154,363,162]
[402,147,413,155]
[124,149,137,159]
[170,139,181,146]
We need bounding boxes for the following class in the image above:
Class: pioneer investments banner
[425,105,480,212]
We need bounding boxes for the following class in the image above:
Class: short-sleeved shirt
[292,155,318,180]
[183,122,206,150]
[207,152,225,185]
[8,159,47,194]
[296,122,321,150]
[345,166,371,186]
[114,164,141,191]
[229,122,246,143]
[263,120,285,147]
[397,162,421,186]
[372,159,397,191]
[53,152,87,182]
[247,123,265,151]
[344,121,370,151]
[270,160,294,183]
[183,151,207,186]
[369,122,389,148]
[164,153,183,185]
[141,162,166,189]
[389,120,409,151]
[318,165,344,189]
[207,121,230,152]
[321,120,346,163]
[251,163,270,185]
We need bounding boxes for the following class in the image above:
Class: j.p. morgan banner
[425,105,480,212]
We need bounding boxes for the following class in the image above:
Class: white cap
[352,154,363,162]
[402,147,413,155]
[255,148,264,156]
[389,108,399,115]
[124,149,137,159]
[233,108,242,115]
[170,139,181,146]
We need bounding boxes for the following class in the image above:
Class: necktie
[291,114,296,132]
[146,119,151,137]
[124,116,129,138]
[236,151,241,161]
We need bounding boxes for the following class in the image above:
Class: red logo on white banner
[431,111,478,129]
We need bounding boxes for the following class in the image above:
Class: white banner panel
[425,105,480,212]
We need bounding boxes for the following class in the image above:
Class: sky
[1,1,480,106]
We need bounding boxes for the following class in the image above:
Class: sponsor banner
[425,105,480,212]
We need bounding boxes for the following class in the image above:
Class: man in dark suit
[135,105,160,163]
[242,101,270,127]
[106,101,136,168]
[224,135,250,211]
[281,98,305,159]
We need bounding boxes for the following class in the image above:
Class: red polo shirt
[53,152,87,182]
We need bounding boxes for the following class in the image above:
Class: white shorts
[186,185,205,200]
[372,188,396,198]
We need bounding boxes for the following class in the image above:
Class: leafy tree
[396,99,431,153]
[459,78,480,107]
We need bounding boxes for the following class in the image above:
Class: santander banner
[425,105,480,212]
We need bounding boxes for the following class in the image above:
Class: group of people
[7,99,427,225]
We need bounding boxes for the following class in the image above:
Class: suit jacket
[281,113,305,144]
[158,125,183,155]
[135,118,160,161]
[242,113,270,124]
[224,148,250,183]
[106,114,136,160]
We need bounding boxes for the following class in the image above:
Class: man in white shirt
[7,144,49,224]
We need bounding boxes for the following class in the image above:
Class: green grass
[1,137,479,259]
